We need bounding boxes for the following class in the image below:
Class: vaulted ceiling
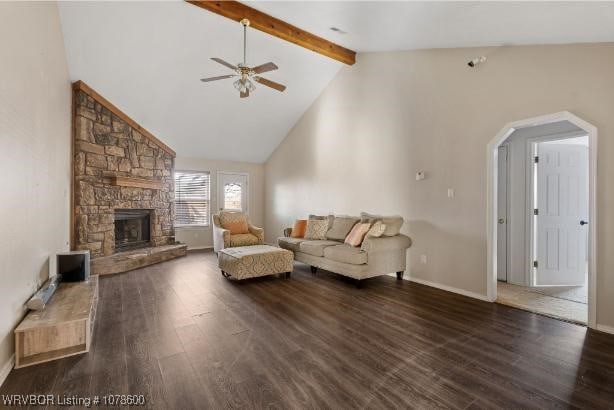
[58,1,614,163]
[58,1,342,163]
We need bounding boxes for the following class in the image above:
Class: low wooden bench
[14,275,99,368]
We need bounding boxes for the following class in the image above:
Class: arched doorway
[486,112,597,327]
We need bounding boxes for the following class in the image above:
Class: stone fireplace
[114,209,152,252]
[72,81,186,274]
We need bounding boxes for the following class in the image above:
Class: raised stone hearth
[90,243,187,276]
[72,81,185,274]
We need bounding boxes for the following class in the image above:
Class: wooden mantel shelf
[111,176,163,190]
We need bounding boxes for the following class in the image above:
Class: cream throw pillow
[304,219,329,240]
[366,221,386,238]
[360,212,403,236]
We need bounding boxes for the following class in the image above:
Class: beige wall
[175,157,265,249]
[264,43,614,329]
[0,2,72,377]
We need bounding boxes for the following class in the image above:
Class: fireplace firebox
[114,209,151,252]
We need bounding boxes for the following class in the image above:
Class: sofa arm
[283,227,293,237]
[248,224,264,243]
[361,234,412,252]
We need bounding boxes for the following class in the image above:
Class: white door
[497,145,508,281]
[217,172,248,213]
[534,141,588,286]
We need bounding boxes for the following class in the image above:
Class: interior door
[497,145,508,281]
[217,172,248,213]
[534,141,588,286]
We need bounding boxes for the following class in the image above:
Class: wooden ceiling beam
[186,1,356,65]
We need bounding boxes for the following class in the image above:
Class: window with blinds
[174,170,210,226]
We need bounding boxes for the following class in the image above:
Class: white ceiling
[59,2,614,163]
[58,1,341,163]
[248,1,614,52]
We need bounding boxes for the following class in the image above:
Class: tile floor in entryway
[497,281,587,325]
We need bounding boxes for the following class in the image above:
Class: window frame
[174,169,211,228]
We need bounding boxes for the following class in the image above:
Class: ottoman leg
[396,271,404,280]
[355,279,363,289]
[285,272,291,278]
[310,266,317,274]
[221,270,231,279]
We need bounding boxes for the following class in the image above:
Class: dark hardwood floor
[2,251,614,409]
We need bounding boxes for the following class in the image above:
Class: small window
[223,183,242,211]
[174,171,210,226]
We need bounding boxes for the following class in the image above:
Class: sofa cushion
[304,219,329,240]
[220,211,249,234]
[326,216,360,241]
[230,233,260,247]
[278,237,305,252]
[360,212,404,237]
[324,245,368,265]
[299,240,340,257]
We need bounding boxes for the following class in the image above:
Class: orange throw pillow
[290,219,307,238]
[219,212,249,234]
[223,221,249,235]
[344,222,371,247]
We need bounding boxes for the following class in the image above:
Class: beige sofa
[212,211,264,253]
[278,215,412,285]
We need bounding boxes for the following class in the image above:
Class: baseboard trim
[0,354,15,387]
[407,276,491,302]
[595,324,614,335]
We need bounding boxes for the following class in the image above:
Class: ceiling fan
[200,18,286,98]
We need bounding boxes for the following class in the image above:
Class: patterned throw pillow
[344,222,371,247]
[219,212,249,235]
[304,219,329,240]
[308,214,334,229]
[366,221,386,238]
[290,219,307,238]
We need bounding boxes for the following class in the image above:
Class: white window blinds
[174,171,210,226]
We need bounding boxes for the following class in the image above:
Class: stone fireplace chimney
[71,81,186,274]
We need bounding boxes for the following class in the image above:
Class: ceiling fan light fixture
[199,16,286,98]
[233,78,255,93]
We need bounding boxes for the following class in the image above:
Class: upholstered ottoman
[218,245,294,280]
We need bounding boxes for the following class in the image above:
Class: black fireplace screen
[114,209,151,252]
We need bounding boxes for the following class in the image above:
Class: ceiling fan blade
[253,76,286,92]
[251,62,278,74]
[211,57,237,70]
[240,89,249,98]
[200,74,236,82]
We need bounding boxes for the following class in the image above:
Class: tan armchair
[212,211,264,252]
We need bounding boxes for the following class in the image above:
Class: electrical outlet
[420,254,427,264]
[447,188,455,198]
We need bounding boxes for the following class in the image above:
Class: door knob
[498,218,505,224]
[580,220,589,226]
